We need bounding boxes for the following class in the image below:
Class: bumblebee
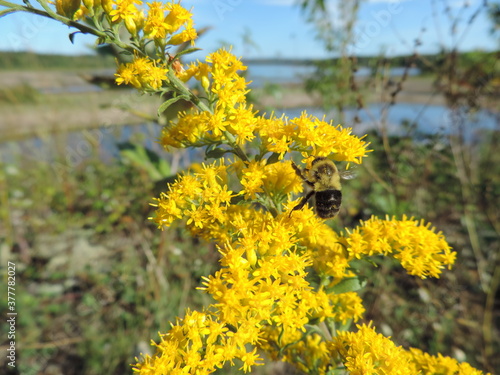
[290,157,343,219]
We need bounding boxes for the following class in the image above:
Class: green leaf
[266,152,280,165]
[157,95,188,117]
[69,32,80,44]
[174,47,202,58]
[326,277,367,294]
[205,147,228,159]
[118,142,171,181]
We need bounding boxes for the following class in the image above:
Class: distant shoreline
[0,69,497,142]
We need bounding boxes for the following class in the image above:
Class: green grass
[0,83,40,104]
[1,121,499,374]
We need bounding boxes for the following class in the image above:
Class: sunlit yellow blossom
[263,161,303,197]
[115,56,168,91]
[160,111,213,149]
[143,1,169,39]
[327,292,365,324]
[254,112,370,164]
[342,215,456,279]
[165,2,193,33]
[168,26,198,45]
[257,114,295,160]
[235,160,302,202]
[132,308,262,375]
[109,0,142,35]
[239,160,267,199]
[152,161,232,235]
[330,323,415,375]
[143,2,197,44]
[201,241,314,335]
[215,77,249,108]
[225,106,258,145]
[406,348,491,375]
[207,48,247,89]
[238,347,263,373]
[291,112,370,165]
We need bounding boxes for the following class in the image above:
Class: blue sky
[0,0,497,58]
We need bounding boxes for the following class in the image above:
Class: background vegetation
[1,1,499,375]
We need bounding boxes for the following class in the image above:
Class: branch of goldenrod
[166,68,211,113]
[0,0,104,37]
[483,261,500,363]
[165,69,281,216]
[0,0,142,54]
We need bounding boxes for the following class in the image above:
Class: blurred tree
[297,0,363,121]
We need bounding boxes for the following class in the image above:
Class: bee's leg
[289,191,315,217]
[291,162,314,187]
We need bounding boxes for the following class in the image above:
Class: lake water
[2,101,496,169]
[245,62,421,87]
[283,104,499,141]
[1,63,498,165]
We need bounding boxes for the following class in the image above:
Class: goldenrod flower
[342,215,456,279]
[168,26,197,45]
[151,161,232,232]
[165,2,193,34]
[239,160,267,199]
[255,112,370,164]
[330,323,415,375]
[132,308,262,375]
[263,160,303,197]
[143,1,169,39]
[406,348,492,375]
[115,56,168,91]
[327,292,365,324]
[108,0,142,32]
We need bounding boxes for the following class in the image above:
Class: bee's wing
[340,169,357,180]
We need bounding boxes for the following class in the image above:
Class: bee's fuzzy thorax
[308,159,342,192]
[290,157,343,219]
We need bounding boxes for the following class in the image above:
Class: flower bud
[55,0,82,19]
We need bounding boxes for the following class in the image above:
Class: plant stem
[0,0,105,37]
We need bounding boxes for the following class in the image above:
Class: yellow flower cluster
[407,348,492,375]
[160,49,370,165]
[160,49,257,148]
[342,215,457,279]
[329,324,491,375]
[3,0,487,374]
[151,161,231,229]
[234,160,303,200]
[143,42,466,373]
[199,240,365,373]
[331,323,416,374]
[115,56,168,91]
[132,309,262,375]
[260,112,369,164]
[55,0,197,91]
[55,0,197,42]
[143,2,196,45]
